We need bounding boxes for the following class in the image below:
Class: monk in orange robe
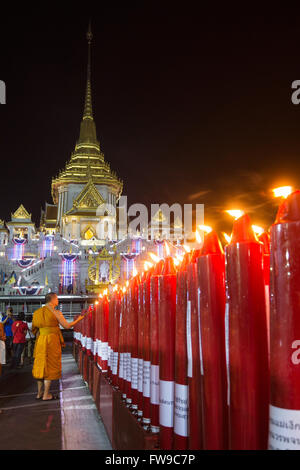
[32,292,85,400]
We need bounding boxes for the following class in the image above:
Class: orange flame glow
[198,224,213,233]
[222,232,231,244]
[226,210,245,219]
[195,230,202,244]
[252,225,264,236]
[149,252,160,263]
[272,186,293,198]
[183,244,191,253]
[165,241,171,256]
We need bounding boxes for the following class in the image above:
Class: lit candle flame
[149,252,160,263]
[226,210,245,219]
[198,224,213,233]
[222,232,231,244]
[95,301,99,305]
[122,286,126,293]
[252,225,264,236]
[165,241,171,257]
[173,257,180,266]
[272,186,293,198]
[195,230,202,244]
[144,261,153,271]
[126,280,129,287]
[132,267,138,277]
[183,244,191,253]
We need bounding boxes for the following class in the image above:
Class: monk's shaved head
[45,292,57,304]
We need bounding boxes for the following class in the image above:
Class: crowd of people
[0,307,34,373]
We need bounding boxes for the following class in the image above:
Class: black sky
[1,4,300,234]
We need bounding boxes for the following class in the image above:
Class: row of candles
[74,187,300,450]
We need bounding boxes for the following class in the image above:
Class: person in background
[0,321,6,376]
[20,314,34,365]
[11,312,28,369]
[1,307,14,362]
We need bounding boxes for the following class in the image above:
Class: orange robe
[32,306,65,380]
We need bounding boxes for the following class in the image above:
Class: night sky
[1,5,300,235]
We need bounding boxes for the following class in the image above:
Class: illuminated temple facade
[0,24,188,301]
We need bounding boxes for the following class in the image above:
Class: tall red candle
[101,294,109,373]
[186,253,203,450]
[197,231,228,450]
[107,294,114,380]
[269,191,300,449]
[159,256,177,450]
[137,275,145,418]
[124,287,132,406]
[259,232,271,355]
[142,267,154,428]
[226,214,269,449]
[129,274,141,412]
[174,253,190,450]
[118,290,126,398]
[150,259,164,434]
[112,290,121,387]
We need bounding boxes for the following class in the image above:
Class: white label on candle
[269,405,300,450]
[93,340,97,356]
[112,351,118,375]
[186,300,193,378]
[138,358,144,393]
[86,337,92,351]
[97,340,102,359]
[143,360,151,398]
[174,383,189,437]
[82,335,87,348]
[225,301,230,406]
[197,288,204,376]
[119,353,124,379]
[159,379,174,428]
[126,352,131,382]
[150,364,160,405]
[102,342,108,361]
[131,357,138,389]
[123,352,127,381]
[107,345,111,367]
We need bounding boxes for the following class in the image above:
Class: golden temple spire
[77,19,98,145]
[83,20,93,121]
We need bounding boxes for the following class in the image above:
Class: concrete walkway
[0,343,112,450]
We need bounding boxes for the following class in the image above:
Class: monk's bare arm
[48,307,84,329]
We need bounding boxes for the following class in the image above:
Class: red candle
[269,191,300,449]
[107,294,114,380]
[150,259,164,434]
[118,290,126,398]
[159,256,177,450]
[112,290,121,387]
[258,232,271,355]
[86,306,94,358]
[137,275,145,418]
[142,267,154,428]
[186,255,203,450]
[226,214,269,449]
[124,287,132,406]
[174,253,190,450]
[101,294,109,372]
[129,274,141,412]
[197,231,228,449]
